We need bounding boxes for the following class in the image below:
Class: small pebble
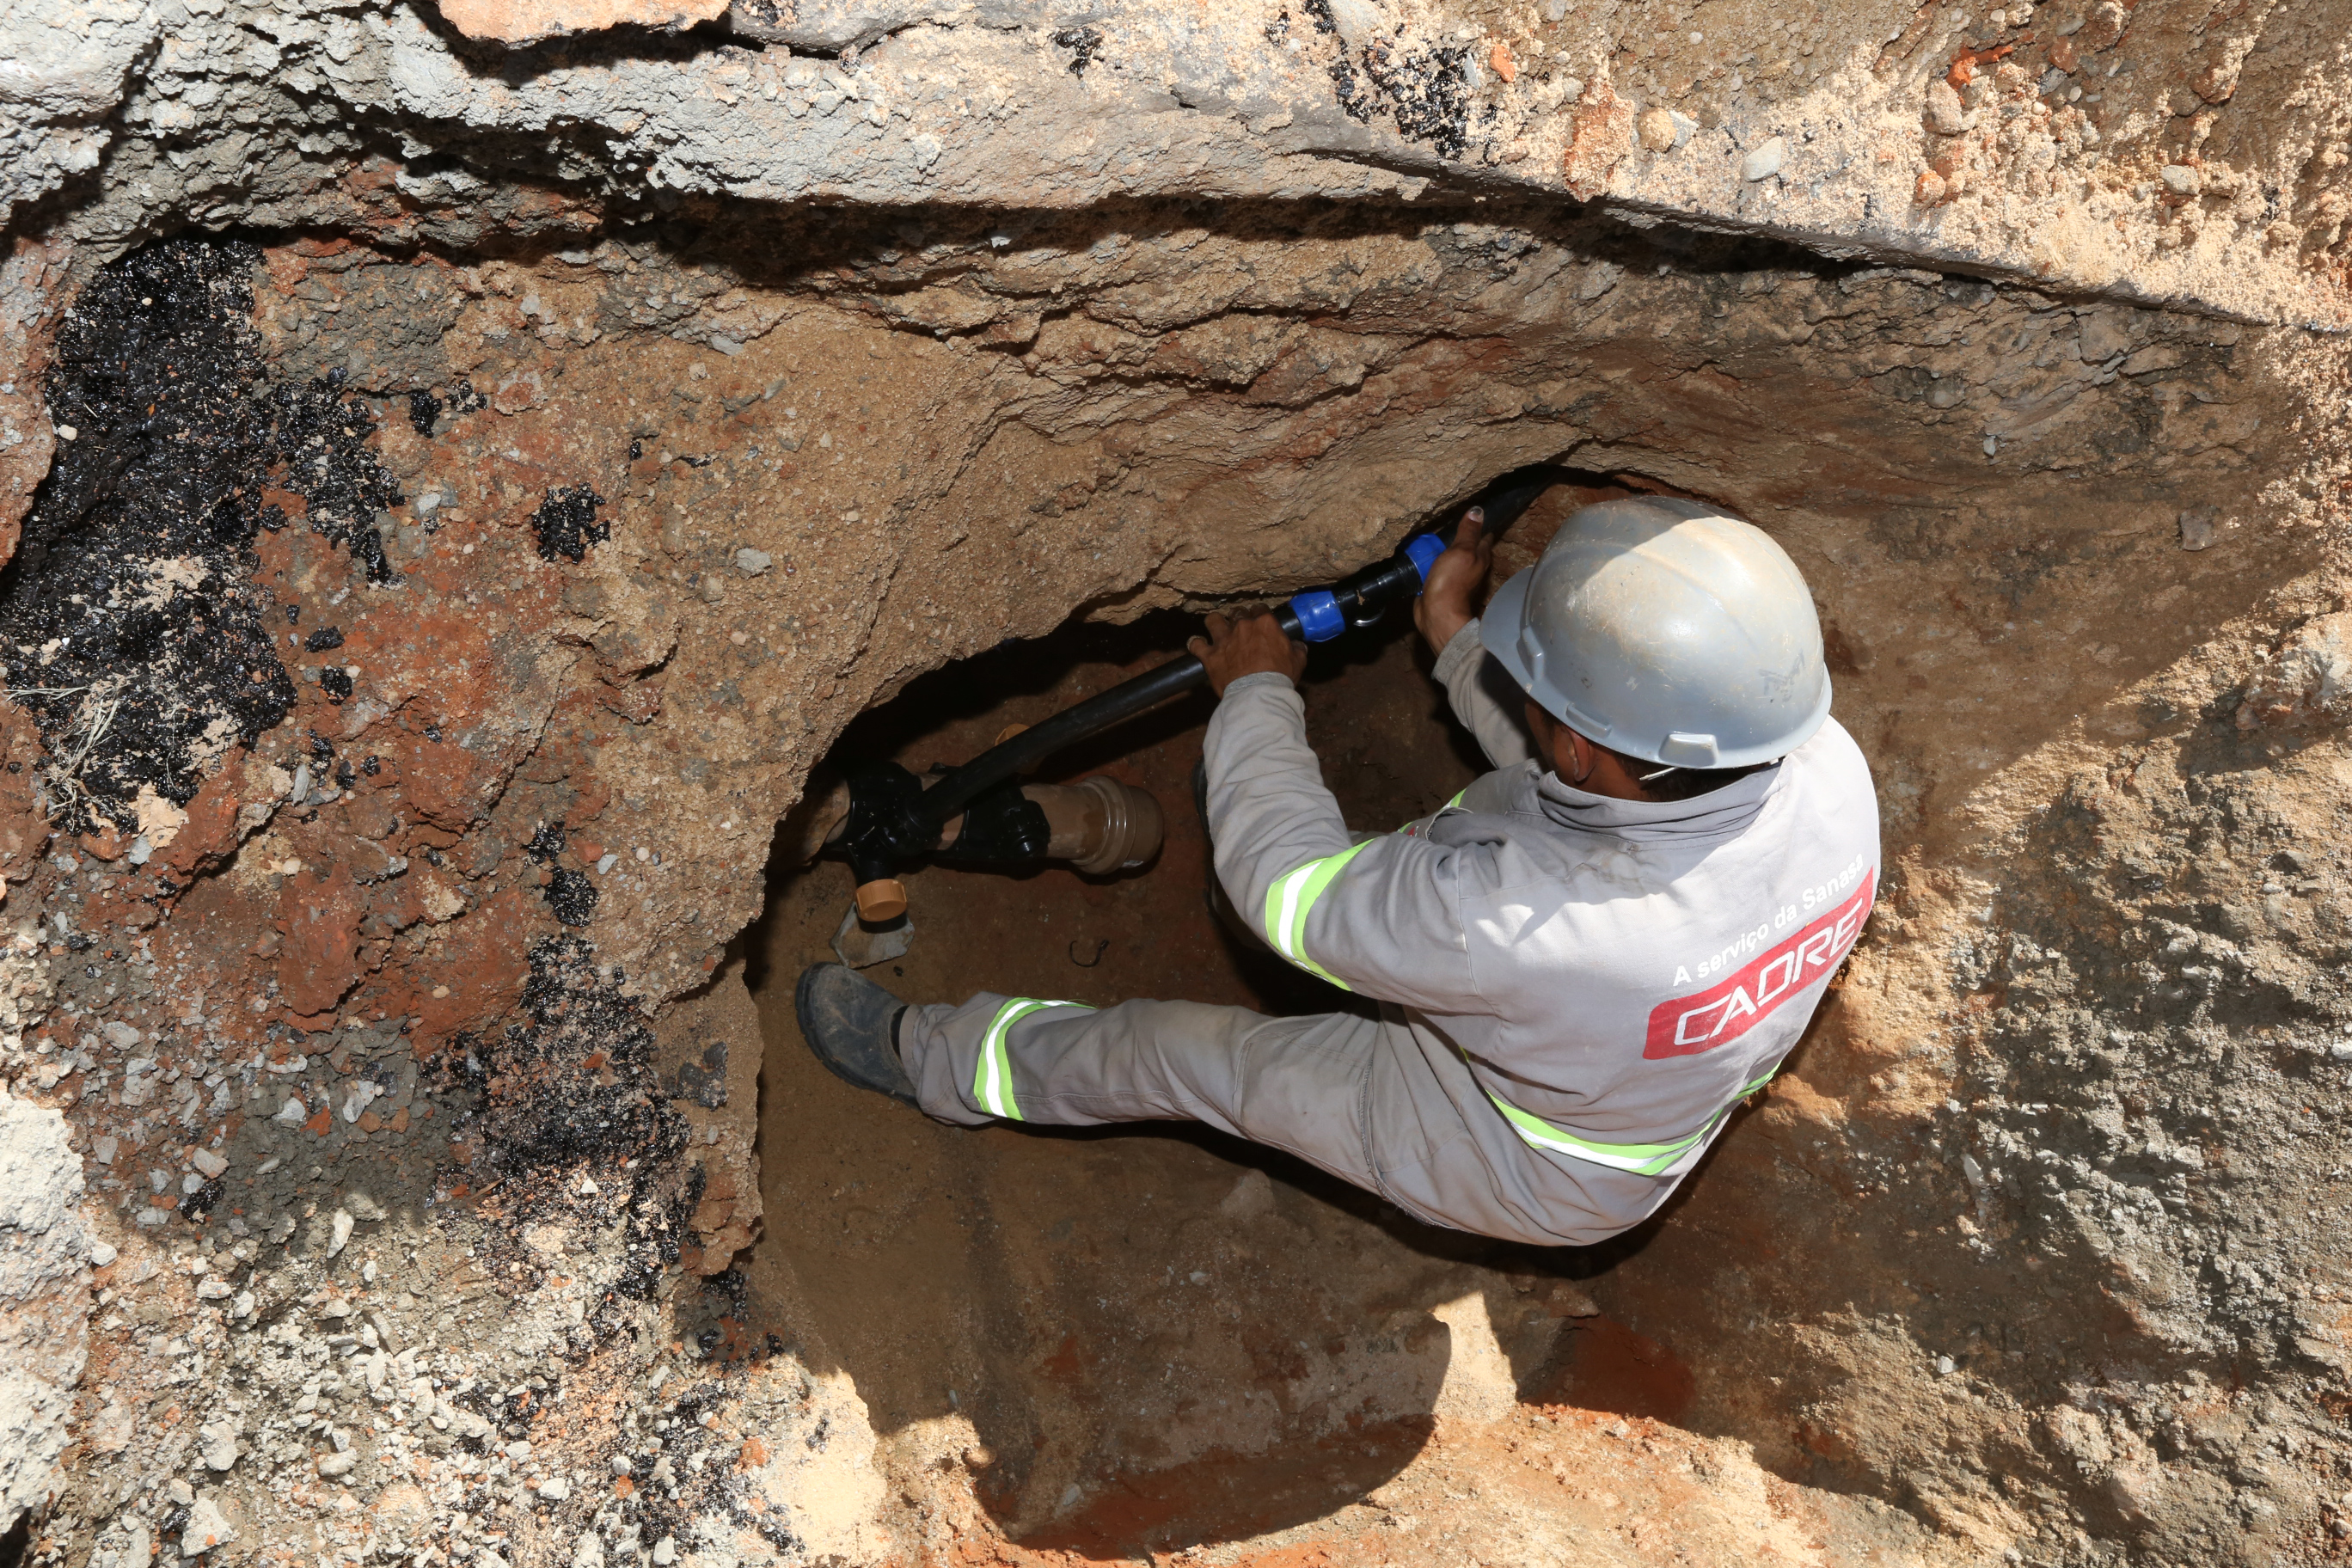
[318,1449,358,1477]
[55,425,77,441]
[1739,137,1785,181]
[192,1149,228,1179]
[199,1418,240,1470]
[735,548,773,575]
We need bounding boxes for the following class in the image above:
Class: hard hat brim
[1479,569,1544,716]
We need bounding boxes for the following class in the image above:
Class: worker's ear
[1562,729,1596,786]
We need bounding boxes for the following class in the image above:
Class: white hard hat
[1480,497,1831,769]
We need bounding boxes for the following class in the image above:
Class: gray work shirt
[1202,619,1880,1224]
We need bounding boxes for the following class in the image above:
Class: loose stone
[181,1498,236,1556]
[199,1419,239,1470]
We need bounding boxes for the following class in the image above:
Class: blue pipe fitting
[1403,532,1447,583]
[1289,588,1345,642]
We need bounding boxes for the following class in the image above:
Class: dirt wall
[2,0,2351,1564]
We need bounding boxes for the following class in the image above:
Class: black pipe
[916,653,1210,828]
[915,468,1556,829]
[831,466,1561,897]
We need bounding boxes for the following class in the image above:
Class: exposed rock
[0,1088,91,1533]
[2238,612,2352,730]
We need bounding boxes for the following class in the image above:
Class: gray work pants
[897,995,1668,1247]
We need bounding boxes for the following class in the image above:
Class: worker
[794,496,1880,1246]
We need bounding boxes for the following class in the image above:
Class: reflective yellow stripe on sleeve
[972,997,1093,1121]
[1260,840,1375,990]
[1479,1069,1779,1177]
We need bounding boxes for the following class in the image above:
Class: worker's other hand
[1189,610,1308,697]
[1412,508,1495,653]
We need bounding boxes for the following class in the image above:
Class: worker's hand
[1189,610,1308,697]
[1412,508,1495,653]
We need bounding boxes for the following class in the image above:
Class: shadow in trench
[732,478,1700,1558]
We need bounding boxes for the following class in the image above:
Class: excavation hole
[733,475,1763,1555]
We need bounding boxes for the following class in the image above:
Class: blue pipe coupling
[1287,589,1346,642]
[1403,531,1447,580]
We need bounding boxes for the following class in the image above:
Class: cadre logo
[1643,874,1877,1060]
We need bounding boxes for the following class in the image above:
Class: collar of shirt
[1524,757,1784,843]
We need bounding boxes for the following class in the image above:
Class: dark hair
[1602,744,1774,803]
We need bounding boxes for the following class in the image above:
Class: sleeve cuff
[1221,671,1297,698]
[1431,618,1485,687]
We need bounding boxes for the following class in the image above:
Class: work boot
[794,964,917,1106]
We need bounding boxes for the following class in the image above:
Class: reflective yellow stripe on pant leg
[1259,840,1375,990]
[971,998,1092,1121]
[1478,1068,1780,1177]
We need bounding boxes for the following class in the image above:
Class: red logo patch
[1643,874,1877,1061]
